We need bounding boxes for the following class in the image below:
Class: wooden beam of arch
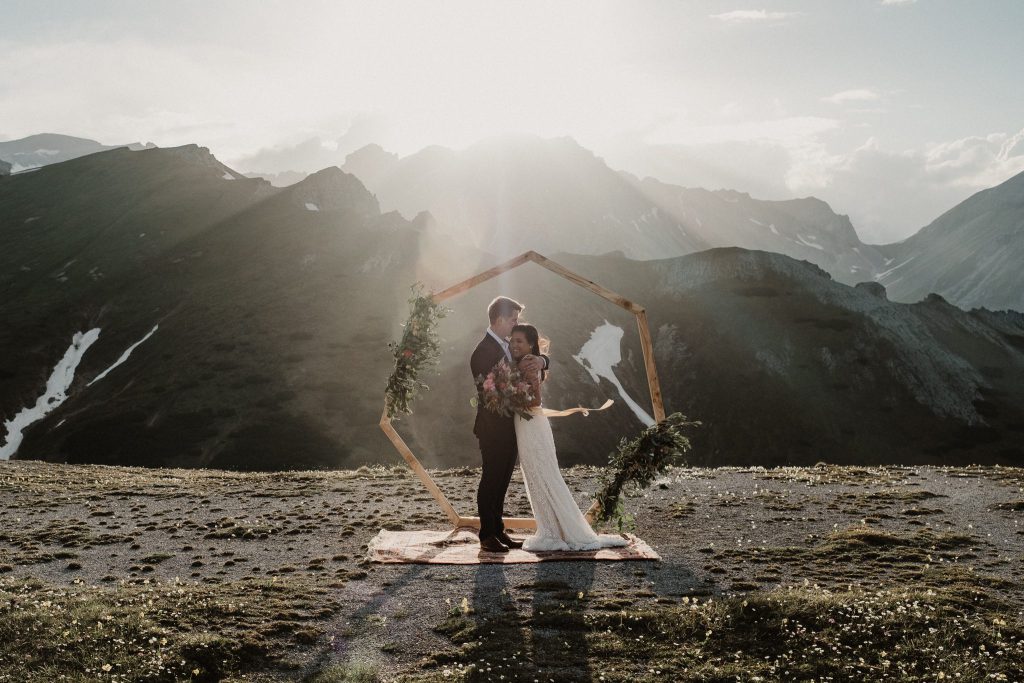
[380,251,666,530]
[433,251,642,314]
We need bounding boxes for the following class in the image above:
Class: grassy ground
[410,544,1023,682]
[0,575,341,682]
[1,461,1023,681]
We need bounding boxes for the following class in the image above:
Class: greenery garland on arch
[383,282,700,530]
[384,285,450,420]
[592,412,700,531]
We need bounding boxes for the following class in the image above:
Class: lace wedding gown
[515,370,628,552]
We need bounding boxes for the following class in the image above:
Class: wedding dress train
[515,409,628,552]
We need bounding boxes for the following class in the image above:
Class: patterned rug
[367,527,661,564]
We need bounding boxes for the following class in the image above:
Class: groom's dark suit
[470,333,547,541]
[471,333,517,541]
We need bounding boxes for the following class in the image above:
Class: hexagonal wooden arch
[379,250,666,530]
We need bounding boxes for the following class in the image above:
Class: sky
[1,0,1022,243]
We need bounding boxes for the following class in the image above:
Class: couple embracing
[471,296,627,554]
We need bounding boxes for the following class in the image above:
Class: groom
[471,296,548,553]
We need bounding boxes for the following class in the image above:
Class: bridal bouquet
[473,359,535,420]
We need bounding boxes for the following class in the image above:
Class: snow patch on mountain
[1,329,101,460]
[87,325,158,386]
[573,322,655,427]
[875,255,917,281]
[796,234,825,251]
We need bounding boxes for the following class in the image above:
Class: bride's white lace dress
[515,372,628,552]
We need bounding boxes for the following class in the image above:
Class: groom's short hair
[488,296,524,323]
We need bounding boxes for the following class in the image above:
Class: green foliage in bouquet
[594,413,700,531]
[384,285,450,419]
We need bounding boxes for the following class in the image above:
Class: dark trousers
[476,435,517,540]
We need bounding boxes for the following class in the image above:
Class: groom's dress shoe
[497,532,523,549]
[479,536,509,553]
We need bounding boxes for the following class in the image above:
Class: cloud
[800,129,1024,243]
[922,129,1024,188]
[0,4,687,159]
[607,117,1024,244]
[709,9,803,23]
[880,0,917,5]
[644,115,840,147]
[601,137,795,200]
[639,113,842,191]
[822,89,881,104]
[0,37,348,160]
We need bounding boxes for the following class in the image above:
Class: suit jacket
[471,334,513,441]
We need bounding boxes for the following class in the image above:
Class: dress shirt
[487,327,512,362]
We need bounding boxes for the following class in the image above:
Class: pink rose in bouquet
[473,359,535,420]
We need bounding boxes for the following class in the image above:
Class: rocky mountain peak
[703,246,833,280]
[343,144,399,188]
[129,145,270,187]
[345,143,396,164]
[159,143,220,166]
[3,133,104,152]
[410,210,438,232]
[653,247,834,294]
[855,281,888,300]
[921,292,953,307]
[875,166,1024,311]
[288,166,380,217]
[464,133,603,170]
[714,189,753,202]
[989,167,1024,196]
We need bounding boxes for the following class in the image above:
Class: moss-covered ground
[1,461,1022,681]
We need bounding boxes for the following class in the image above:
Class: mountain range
[6,132,1022,312]
[339,135,1024,313]
[0,133,154,173]
[1,143,1022,470]
[341,136,891,286]
[873,170,1024,311]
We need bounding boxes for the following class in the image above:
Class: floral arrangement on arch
[384,285,449,420]
[592,413,700,531]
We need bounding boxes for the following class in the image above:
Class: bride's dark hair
[511,324,549,379]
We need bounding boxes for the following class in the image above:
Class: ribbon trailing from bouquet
[541,398,614,418]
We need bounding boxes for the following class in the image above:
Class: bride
[509,324,628,552]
